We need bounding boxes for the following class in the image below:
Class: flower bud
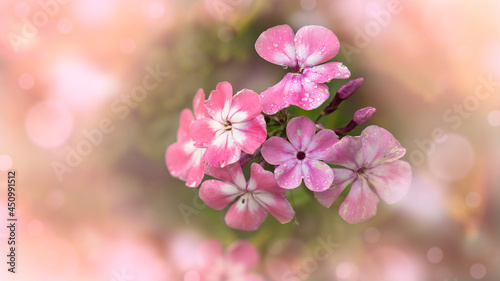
[337,78,364,100]
[353,107,376,125]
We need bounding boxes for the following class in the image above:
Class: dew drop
[282,66,288,69]
[273,43,278,48]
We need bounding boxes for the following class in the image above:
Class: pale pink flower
[255,24,351,114]
[166,89,209,187]
[315,126,412,224]
[261,116,339,192]
[199,162,295,231]
[191,82,267,168]
[191,239,265,281]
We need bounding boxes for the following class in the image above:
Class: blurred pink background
[0,0,499,280]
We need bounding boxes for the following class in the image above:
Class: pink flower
[255,24,351,114]
[166,89,209,187]
[261,116,339,192]
[189,239,265,281]
[191,82,267,168]
[315,126,412,224]
[199,162,295,231]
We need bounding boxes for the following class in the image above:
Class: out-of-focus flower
[193,239,265,281]
[166,89,209,187]
[315,126,412,223]
[256,24,351,114]
[199,162,295,231]
[191,82,267,168]
[261,116,338,191]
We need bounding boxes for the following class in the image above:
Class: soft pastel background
[0,0,499,280]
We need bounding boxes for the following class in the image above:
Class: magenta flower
[166,89,209,187]
[255,24,351,114]
[192,239,265,281]
[191,82,267,168]
[314,126,412,224]
[199,162,295,231]
[261,116,339,191]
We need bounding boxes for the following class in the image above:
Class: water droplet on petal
[273,43,278,47]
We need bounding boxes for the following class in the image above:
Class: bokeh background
[0,0,499,280]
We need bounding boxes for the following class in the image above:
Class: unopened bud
[353,107,376,125]
[337,78,364,100]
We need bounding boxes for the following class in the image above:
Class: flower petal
[191,118,223,148]
[205,81,233,122]
[199,180,241,210]
[232,115,267,155]
[261,136,296,165]
[203,132,241,168]
[193,88,209,120]
[306,129,339,160]
[177,109,195,142]
[225,194,268,231]
[302,159,334,192]
[253,192,295,224]
[286,77,331,111]
[294,25,340,67]
[324,135,363,169]
[303,62,350,84]
[227,241,260,270]
[228,89,262,122]
[248,163,285,194]
[259,74,293,115]
[205,162,247,189]
[339,178,379,224]
[166,141,197,183]
[255,24,297,67]
[275,159,303,189]
[360,125,407,167]
[314,168,355,207]
[185,148,207,187]
[366,160,412,204]
[286,116,316,151]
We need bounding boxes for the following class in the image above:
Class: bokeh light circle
[148,2,165,19]
[0,155,13,171]
[336,262,359,280]
[487,110,500,127]
[427,134,475,181]
[25,101,73,148]
[14,2,30,18]
[470,263,487,279]
[427,247,443,264]
[465,192,482,208]
[19,73,35,89]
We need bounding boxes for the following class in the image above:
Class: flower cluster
[166,25,412,230]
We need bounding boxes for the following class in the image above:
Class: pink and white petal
[205,161,247,189]
[261,137,296,165]
[166,141,196,182]
[196,239,223,268]
[324,135,362,169]
[339,178,379,224]
[253,192,295,224]
[205,81,233,122]
[185,148,207,187]
[202,132,241,168]
[306,129,339,160]
[228,89,263,123]
[287,78,330,111]
[225,194,268,231]
[314,168,355,207]
[193,88,209,120]
[294,25,340,68]
[275,159,303,189]
[255,24,297,67]
[366,160,412,204]
[177,109,195,142]
[232,115,267,155]
[245,274,266,281]
[260,75,292,115]
[191,118,224,148]
[303,62,350,84]
[301,159,334,192]
[286,116,316,151]
[227,241,260,270]
[248,163,285,194]
[199,180,241,210]
[360,125,407,167]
